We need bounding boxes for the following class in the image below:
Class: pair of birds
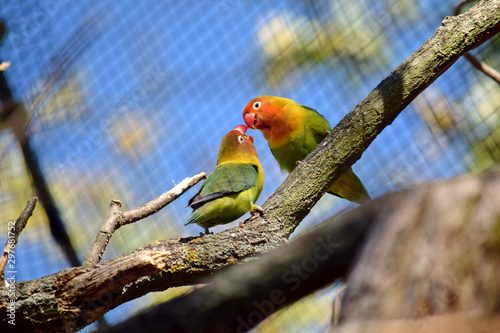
[185,96,371,234]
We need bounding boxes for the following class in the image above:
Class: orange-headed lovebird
[185,125,264,234]
[243,96,370,204]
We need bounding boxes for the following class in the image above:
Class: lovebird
[242,95,370,204]
[185,125,264,234]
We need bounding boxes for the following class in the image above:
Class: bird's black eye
[238,135,244,143]
[252,101,261,110]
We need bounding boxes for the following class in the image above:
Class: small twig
[454,0,475,15]
[83,172,206,266]
[332,282,347,326]
[0,62,10,71]
[0,197,38,281]
[83,200,122,266]
[463,53,500,84]
[117,172,206,229]
[455,0,500,85]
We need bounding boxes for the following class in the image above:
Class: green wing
[270,105,332,172]
[301,105,331,145]
[301,106,371,204]
[301,105,327,121]
[188,163,258,209]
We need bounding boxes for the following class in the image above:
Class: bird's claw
[251,205,264,216]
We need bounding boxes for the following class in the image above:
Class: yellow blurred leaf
[28,70,89,130]
[109,111,156,160]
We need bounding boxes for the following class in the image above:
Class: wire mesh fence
[0,0,499,331]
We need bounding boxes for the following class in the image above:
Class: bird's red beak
[233,125,254,143]
[233,124,248,134]
[243,112,256,129]
[244,112,267,130]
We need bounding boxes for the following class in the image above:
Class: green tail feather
[184,212,201,226]
[327,167,371,205]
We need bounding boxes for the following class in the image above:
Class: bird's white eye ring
[238,135,244,143]
[252,101,261,110]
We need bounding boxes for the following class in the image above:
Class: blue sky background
[1,0,499,331]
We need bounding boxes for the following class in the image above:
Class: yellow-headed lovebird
[243,96,370,204]
[185,125,264,234]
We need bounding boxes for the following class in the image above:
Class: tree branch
[98,195,379,333]
[331,312,500,333]
[117,172,207,229]
[0,62,9,71]
[253,0,500,238]
[83,173,207,266]
[100,171,500,333]
[0,1,499,332]
[2,220,289,332]
[83,200,122,267]
[455,0,500,84]
[463,52,500,84]
[0,197,37,281]
[338,171,500,323]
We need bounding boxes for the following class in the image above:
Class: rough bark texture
[99,172,500,333]
[1,226,286,333]
[0,1,499,332]
[331,312,500,333]
[332,172,500,333]
[339,171,500,323]
[83,200,122,267]
[0,197,37,280]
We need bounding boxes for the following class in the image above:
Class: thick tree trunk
[332,312,500,333]
[335,172,500,332]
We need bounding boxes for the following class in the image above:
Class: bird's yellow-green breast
[185,125,264,233]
